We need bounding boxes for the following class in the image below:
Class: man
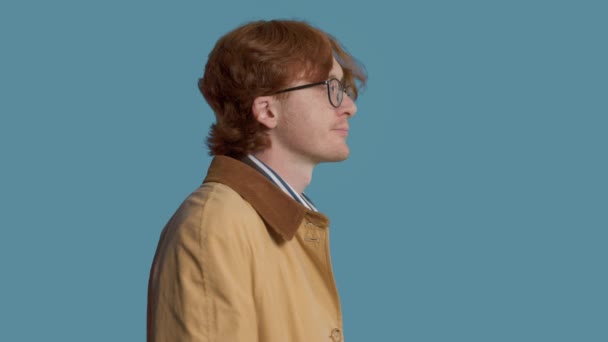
[147,19,366,342]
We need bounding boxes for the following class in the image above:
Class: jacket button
[330,328,342,342]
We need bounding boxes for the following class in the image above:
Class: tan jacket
[147,156,345,342]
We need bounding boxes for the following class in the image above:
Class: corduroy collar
[203,156,329,240]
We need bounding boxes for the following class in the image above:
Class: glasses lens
[328,79,342,107]
[345,86,355,99]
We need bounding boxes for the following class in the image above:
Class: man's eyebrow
[328,73,345,82]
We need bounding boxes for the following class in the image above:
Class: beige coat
[147,156,345,342]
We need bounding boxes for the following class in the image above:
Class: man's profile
[147,19,366,341]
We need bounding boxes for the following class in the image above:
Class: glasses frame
[272,78,352,108]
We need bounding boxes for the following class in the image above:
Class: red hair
[198,19,367,158]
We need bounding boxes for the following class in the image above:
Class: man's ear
[252,96,278,129]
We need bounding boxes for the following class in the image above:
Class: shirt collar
[243,154,318,212]
[203,156,329,240]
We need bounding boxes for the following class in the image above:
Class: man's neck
[252,150,314,194]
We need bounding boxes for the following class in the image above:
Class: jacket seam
[197,185,220,342]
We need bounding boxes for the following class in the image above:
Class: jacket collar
[203,156,329,240]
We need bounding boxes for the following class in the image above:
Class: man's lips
[332,127,349,136]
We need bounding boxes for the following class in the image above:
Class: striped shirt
[242,154,318,212]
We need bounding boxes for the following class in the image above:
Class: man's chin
[320,148,350,163]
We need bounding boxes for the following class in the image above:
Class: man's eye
[345,87,353,98]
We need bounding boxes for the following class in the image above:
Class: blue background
[1,0,606,341]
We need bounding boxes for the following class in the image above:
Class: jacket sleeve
[147,192,258,342]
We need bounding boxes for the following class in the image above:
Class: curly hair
[198,19,367,158]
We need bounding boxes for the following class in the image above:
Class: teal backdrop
[1,0,606,341]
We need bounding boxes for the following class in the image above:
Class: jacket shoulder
[162,182,263,243]
[148,182,262,340]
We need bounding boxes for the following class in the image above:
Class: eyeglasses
[272,78,354,108]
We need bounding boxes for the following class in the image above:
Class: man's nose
[340,94,357,117]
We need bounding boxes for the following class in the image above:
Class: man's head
[199,19,366,160]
